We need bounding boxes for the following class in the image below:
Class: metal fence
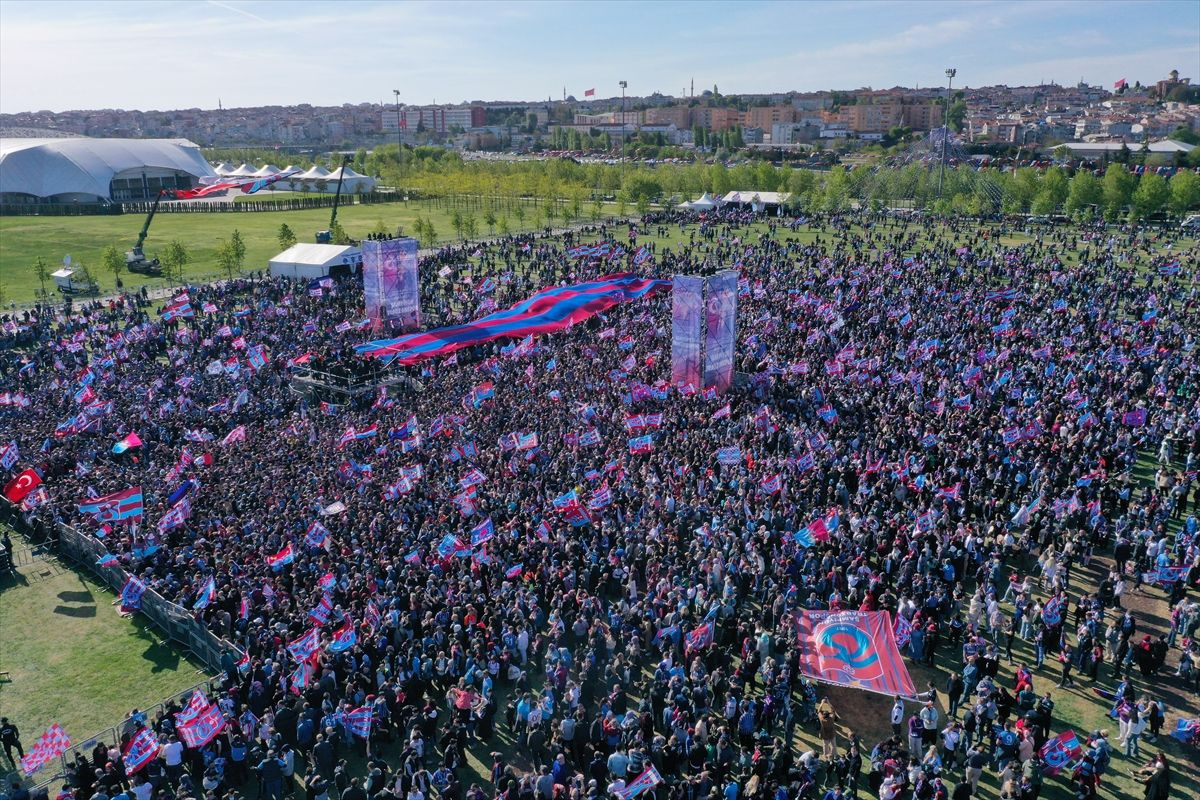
[55,523,240,672]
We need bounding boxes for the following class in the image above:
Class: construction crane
[125,189,167,275]
[316,155,353,244]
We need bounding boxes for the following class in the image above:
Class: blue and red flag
[122,727,161,774]
[1039,730,1082,775]
[78,486,144,523]
[346,706,373,738]
[287,628,321,661]
[328,620,358,653]
[613,766,663,800]
[178,703,225,748]
[469,517,495,547]
[685,622,714,654]
[793,610,916,697]
[356,274,670,364]
[193,576,216,610]
[267,542,295,570]
[1042,595,1064,626]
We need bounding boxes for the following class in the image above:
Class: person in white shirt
[890,697,905,736]
[161,736,184,779]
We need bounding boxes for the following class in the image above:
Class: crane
[316,155,354,244]
[125,188,167,275]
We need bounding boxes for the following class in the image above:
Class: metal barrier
[9,524,241,790]
[54,523,239,672]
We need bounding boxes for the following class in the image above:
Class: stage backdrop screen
[703,270,738,393]
[671,275,705,389]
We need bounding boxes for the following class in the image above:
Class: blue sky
[1,0,1197,113]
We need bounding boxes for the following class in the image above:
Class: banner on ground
[356,273,670,364]
[793,610,916,697]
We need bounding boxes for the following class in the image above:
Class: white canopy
[213,161,235,175]
[678,192,721,211]
[268,243,362,280]
[297,165,330,179]
[228,163,257,176]
[253,164,281,176]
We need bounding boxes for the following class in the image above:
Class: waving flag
[122,727,161,774]
[19,724,71,776]
[287,627,321,661]
[346,706,374,738]
[178,703,225,748]
[613,766,663,800]
[469,517,495,547]
[267,542,295,570]
[221,425,247,446]
[893,614,914,648]
[1042,595,1064,626]
[356,274,670,364]
[328,620,358,653]
[193,576,216,610]
[305,520,331,549]
[1039,730,1082,776]
[120,576,148,612]
[505,563,524,579]
[0,440,18,471]
[112,432,143,455]
[78,486,143,523]
[793,610,915,697]
[3,468,42,503]
[685,622,714,654]
[1122,408,1147,427]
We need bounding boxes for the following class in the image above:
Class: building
[771,122,821,144]
[0,137,215,204]
[643,107,692,128]
[691,107,741,132]
[742,105,796,130]
[381,106,486,134]
[827,100,943,133]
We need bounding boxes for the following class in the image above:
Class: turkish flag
[3,468,42,503]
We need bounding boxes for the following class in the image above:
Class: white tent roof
[0,137,216,200]
[721,190,792,205]
[297,165,331,179]
[213,161,235,175]
[280,165,299,173]
[269,243,361,269]
[228,163,257,176]
[325,166,365,180]
[253,164,281,176]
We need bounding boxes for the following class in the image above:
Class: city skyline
[1,0,1197,114]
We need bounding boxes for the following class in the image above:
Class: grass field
[0,198,614,305]
[0,528,208,783]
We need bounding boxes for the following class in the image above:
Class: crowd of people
[1,208,1196,800]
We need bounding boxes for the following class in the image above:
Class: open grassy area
[0,198,615,305]
[0,528,208,783]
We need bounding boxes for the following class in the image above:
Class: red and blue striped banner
[355,273,670,364]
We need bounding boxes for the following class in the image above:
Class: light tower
[938,68,956,199]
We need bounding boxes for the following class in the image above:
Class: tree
[1101,164,1136,220]
[497,216,510,236]
[33,256,51,299]
[277,223,297,250]
[329,221,351,246]
[1066,171,1102,217]
[945,100,967,133]
[1130,172,1169,220]
[514,204,527,229]
[215,239,239,280]
[161,240,191,284]
[101,245,125,286]
[1168,169,1200,216]
[463,213,478,240]
[230,229,247,269]
[484,210,497,235]
[421,219,438,248]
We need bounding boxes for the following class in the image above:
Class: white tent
[252,164,281,177]
[322,166,376,193]
[297,165,330,180]
[228,163,257,177]
[679,191,720,211]
[213,161,235,175]
[280,165,300,174]
[268,243,362,281]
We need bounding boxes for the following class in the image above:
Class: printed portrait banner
[671,275,705,388]
[793,610,916,698]
[362,237,420,332]
[703,269,738,393]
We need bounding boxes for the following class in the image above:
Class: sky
[1,0,1197,113]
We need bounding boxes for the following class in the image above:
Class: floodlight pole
[938,68,956,200]
[393,89,403,179]
[620,80,628,168]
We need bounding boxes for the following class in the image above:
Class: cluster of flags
[19,724,71,776]
[175,692,227,748]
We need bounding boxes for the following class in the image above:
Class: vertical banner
[671,275,704,389]
[362,238,420,332]
[703,270,738,393]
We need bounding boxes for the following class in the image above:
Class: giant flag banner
[356,274,670,364]
[362,237,420,332]
[613,765,663,800]
[670,275,705,389]
[177,703,225,748]
[122,727,161,774]
[793,610,916,697]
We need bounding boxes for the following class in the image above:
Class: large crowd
[1,208,1196,800]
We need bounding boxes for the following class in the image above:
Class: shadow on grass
[58,589,95,603]
[0,570,29,589]
[132,620,182,673]
[53,604,97,618]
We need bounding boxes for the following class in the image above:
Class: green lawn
[0,529,208,784]
[0,198,615,305]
